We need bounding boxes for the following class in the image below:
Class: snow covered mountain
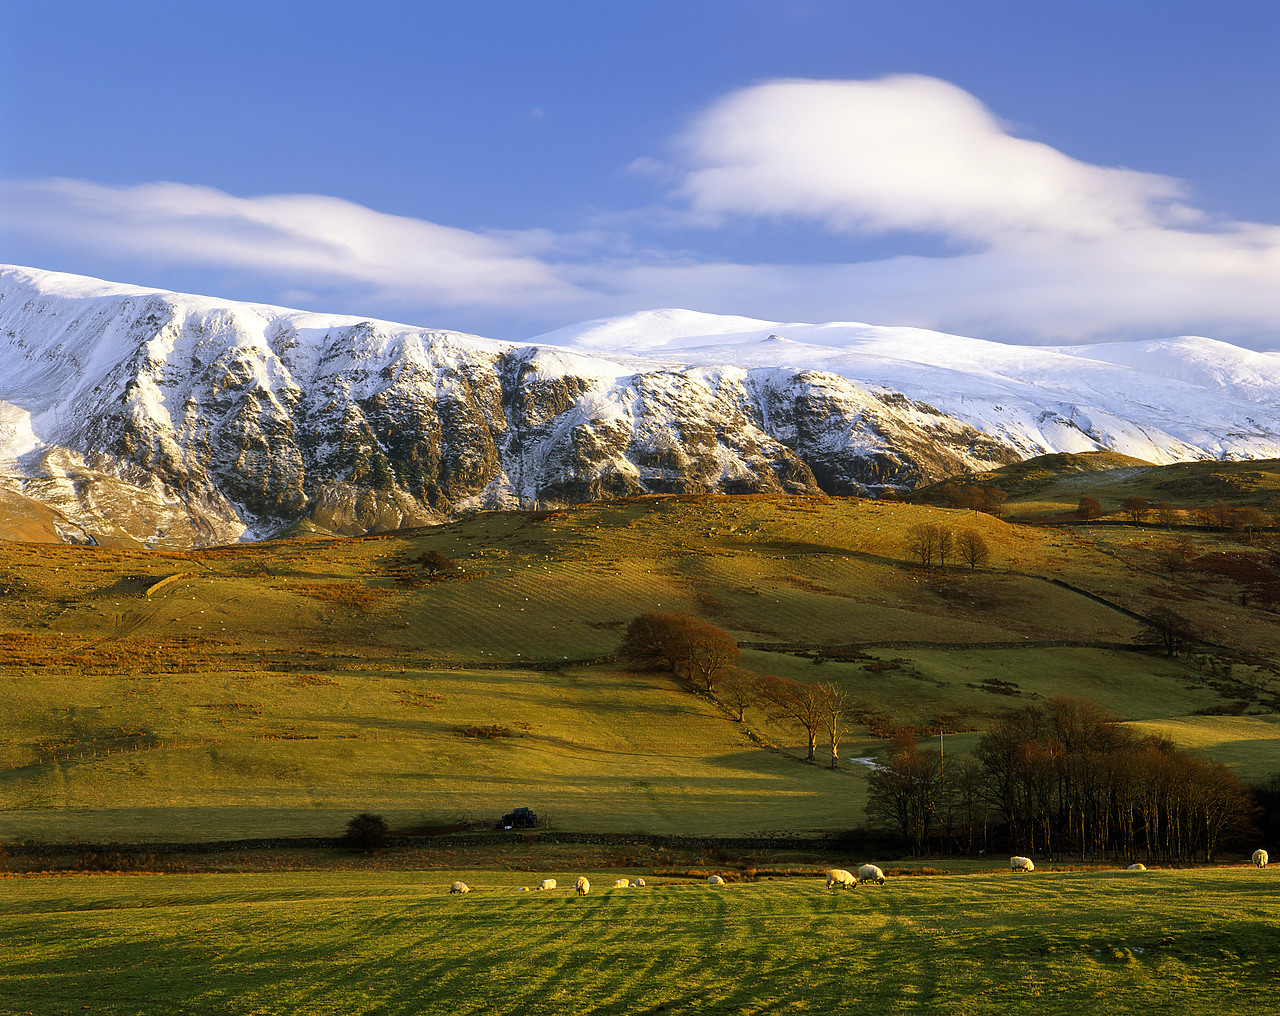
[3,266,1280,547]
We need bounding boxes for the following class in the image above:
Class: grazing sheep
[1010,856,1035,872]
[537,879,557,891]
[575,876,590,896]
[825,868,857,891]
[631,878,646,888]
[707,875,726,885]
[449,881,470,894]
[1127,863,1146,871]
[1253,849,1269,868]
[856,864,886,885]
[611,878,631,888]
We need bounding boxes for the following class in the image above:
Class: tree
[414,550,457,577]
[906,523,937,567]
[619,611,696,672]
[344,812,389,851]
[906,523,953,568]
[1203,500,1235,530]
[1077,496,1103,521]
[718,667,760,722]
[1155,501,1181,527]
[956,529,991,570]
[1145,607,1196,657]
[1122,495,1150,523]
[758,675,827,762]
[866,737,943,856]
[819,681,851,769]
[682,619,741,692]
[619,612,739,690]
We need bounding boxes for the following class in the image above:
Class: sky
[2,0,1278,346]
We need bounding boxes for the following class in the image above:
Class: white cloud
[658,76,1280,343]
[676,75,1194,243]
[0,178,584,308]
[3,77,1280,346]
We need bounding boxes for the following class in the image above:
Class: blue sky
[2,0,1278,344]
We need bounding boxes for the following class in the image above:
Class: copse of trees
[865,696,1254,862]
[936,483,1008,515]
[906,524,990,570]
[619,611,740,691]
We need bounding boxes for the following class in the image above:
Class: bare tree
[819,681,851,769]
[906,523,937,567]
[866,737,943,856]
[758,675,827,762]
[683,620,741,692]
[619,612,739,690]
[718,667,760,722]
[1155,501,1180,527]
[1203,500,1235,530]
[906,523,954,568]
[1122,495,1150,523]
[1145,607,1197,657]
[956,529,991,570]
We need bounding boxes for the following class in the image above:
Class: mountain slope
[4,266,1280,547]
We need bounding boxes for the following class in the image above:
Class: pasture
[1,491,1278,842]
[1,866,1275,1015]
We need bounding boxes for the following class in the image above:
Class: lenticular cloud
[677,75,1191,243]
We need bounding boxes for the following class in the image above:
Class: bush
[344,812,390,851]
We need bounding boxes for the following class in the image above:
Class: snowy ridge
[3,266,1280,547]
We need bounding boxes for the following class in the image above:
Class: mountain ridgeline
[4,266,1280,548]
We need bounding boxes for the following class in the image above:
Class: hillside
[7,266,1280,548]
[910,451,1280,522]
[2,493,1278,843]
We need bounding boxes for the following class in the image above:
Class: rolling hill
[2,491,1278,844]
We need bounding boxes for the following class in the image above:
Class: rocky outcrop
[0,268,1026,546]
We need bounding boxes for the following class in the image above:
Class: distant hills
[4,265,1280,548]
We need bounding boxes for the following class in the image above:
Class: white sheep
[575,876,590,896]
[825,868,856,891]
[611,878,631,888]
[1127,863,1146,871]
[1253,848,1269,868]
[449,881,470,894]
[857,864,885,885]
[707,875,726,885]
[632,877,646,887]
[537,878,557,891]
[1010,856,1034,872]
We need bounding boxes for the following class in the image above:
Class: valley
[2,481,1278,845]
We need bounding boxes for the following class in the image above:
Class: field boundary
[2,829,903,857]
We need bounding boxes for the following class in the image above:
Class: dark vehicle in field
[500,807,538,830]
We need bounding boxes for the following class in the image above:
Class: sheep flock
[444,850,1272,897]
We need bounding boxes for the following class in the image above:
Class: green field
[1,491,1279,842]
[2,866,1276,1015]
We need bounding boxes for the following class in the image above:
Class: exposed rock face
[0,268,1019,546]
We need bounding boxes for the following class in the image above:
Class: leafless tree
[758,675,827,762]
[818,681,851,769]
[956,529,991,570]
[717,667,760,722]
[1122,495,1150,523]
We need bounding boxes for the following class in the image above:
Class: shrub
[344,812,390,851]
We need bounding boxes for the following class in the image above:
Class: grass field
[1,866,1276,1015]
[1,491,1279,843]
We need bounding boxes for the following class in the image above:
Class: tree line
[620,612,864,766]
[867,696,1254,862]
[905,523,991,569]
